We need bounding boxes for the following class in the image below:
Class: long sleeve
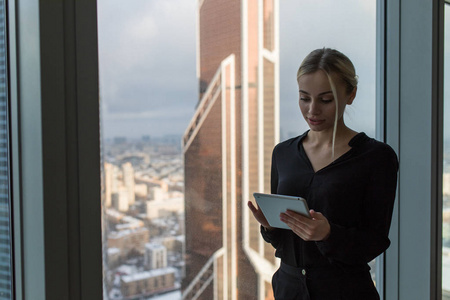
[315,146,398,265]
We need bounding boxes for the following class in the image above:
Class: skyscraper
[104,162,113,207]
[0,0,11,299]
[145,243,168,270]
[183,0,279,299]
[122,162,135,206]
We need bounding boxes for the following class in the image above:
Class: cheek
[298,102,308,115]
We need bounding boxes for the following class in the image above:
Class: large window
[6,0,450,300]
[98,1,377,299]
[97,1,196,299]
[279,0,380,292]
[3,0,450,299]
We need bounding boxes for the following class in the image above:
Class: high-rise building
[108,227,150,259]
[145,243,168,270]
[104,162,121,208]
[104,162,113,207]
[120,267,177,299]
[0,0,11,298]
[122,162,135,206]
[112,187,130,212]
[183,0,279,299]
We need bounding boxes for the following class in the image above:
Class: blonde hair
[297,48,358,157]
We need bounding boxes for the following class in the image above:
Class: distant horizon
[97,0,450,142]
[98,0,379,141]
[103,131,450,147]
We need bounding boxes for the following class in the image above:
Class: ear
[346,87,357,105]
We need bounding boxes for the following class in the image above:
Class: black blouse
[261,131,398,270]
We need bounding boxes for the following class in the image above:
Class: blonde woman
[248,48,398,300]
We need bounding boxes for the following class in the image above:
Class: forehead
[297,70,331,92]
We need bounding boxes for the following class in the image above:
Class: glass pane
[443,4,450,300]
[279,0,379,291]
[98,1,195,299]
[0,0,12,298]
[98,1,377,299]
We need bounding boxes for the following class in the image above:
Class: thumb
[309,209,324,220]
[248,201,257,213]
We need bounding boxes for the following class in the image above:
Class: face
[297,70,356,133]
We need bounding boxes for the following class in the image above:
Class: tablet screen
[253,193,310,230]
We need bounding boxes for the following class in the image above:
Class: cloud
[98,0,378,138]
[98,0,197,117]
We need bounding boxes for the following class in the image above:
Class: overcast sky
[98,0,376,140]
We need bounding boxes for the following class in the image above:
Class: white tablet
[253,192,310,230]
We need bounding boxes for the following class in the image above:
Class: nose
[309,100,320,115]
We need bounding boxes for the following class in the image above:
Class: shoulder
[273,132,307,154]
[354,133,398,169]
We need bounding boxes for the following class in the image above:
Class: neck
[307,121,351,146]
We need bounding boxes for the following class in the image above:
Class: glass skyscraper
[0,0,11,298]
[183,0,279,299]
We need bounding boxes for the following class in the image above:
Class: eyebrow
[299,90,333,96]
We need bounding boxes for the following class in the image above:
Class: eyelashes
[299,97,333,103]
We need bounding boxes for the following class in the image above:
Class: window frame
[381,0,444,299]
[4,0,448,299]
[9,0,102,299]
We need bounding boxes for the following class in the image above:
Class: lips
[308,118,325,125]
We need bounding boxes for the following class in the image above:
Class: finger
[309,210,320,219]
[280,212,299,225]
[282,212,325,240]
[247,201,257,213]
[281,215,311,236]
[285,209,312,219]
[288,223,312,240]
[310,210,326,221]
[280,213,310,231]
[283,210,312,227]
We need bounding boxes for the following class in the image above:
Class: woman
[248,48,398,300]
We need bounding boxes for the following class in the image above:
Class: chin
[308,126,333,132]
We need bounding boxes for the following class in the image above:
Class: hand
[247,201,273,230]
[280,209,330,241]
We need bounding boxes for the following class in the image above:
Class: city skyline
[102,137,185,300]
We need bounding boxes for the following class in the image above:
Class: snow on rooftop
[116,265,137,275]
[147,290,181,300]
[106,209,124,218]
[108,248,120,255]
[108,227,148,239]
[145,243,165,250]
[121,267,177,283]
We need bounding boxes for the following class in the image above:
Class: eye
[299,97,310,102]
[321,98,333,103]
